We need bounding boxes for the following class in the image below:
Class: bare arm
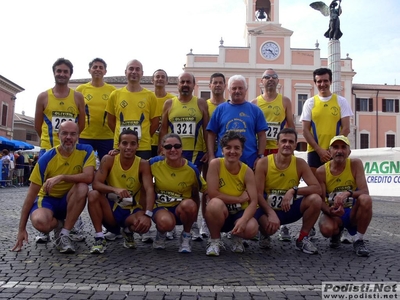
[139,159,155,211]
[34,92,47,137]
[92,155,122,195]
[158,99,172,149]
[351,158,369,197]
[207,131,217,161]
[239,167,258,221]
[12,183,41,251]
[150,117,159,137]
[339,116,350,137]
[74,91,86,133]
[107,113,116,133]
[254,131,267,169]
[315,165,331,215]
[207,158,249,204]
[297,158,321,196]
[283,96,295,129]
[254,157,280,232]
[199,98,210,162]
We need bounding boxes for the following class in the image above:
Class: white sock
[354,232,364,242]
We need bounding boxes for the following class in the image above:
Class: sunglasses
[163,143,182,150]
[263,74,278,79]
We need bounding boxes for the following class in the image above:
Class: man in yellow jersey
[76,58,116,161]
[12,121,96,253]
[254,128,321,254]
[151,69,175,158]
[316,136,372,257]
[34,58,86,243]
[87,130,155,254]
[34,58,85,156]
[252,68,295,155]
[106,59,158,160]
[300,68,353,174]
[252,68,295,242]
[159,72,210,241]
[300,67,353,241]
[200,72,227,239]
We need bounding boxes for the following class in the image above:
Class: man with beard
[158,72,209,241]
[76,58,116,161]
[33,58,86,243]
[252,68,295,242]
[12,121,96,253]
[106,59,158,160]
[316,136,372,257]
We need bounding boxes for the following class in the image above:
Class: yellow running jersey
[167,96,205,152]
[324,159,357,208]
[218,158,249,214]
[106,87,158,150]
[76,82,116,140]
[256,94,286,150]
[106,154,142,210]
[264,155,299,211]
[150,156,207,208]
[29,144,96,198]
[40,88,79,150]
[308,94,342,152]
[152,93,175,147]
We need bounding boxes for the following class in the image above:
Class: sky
[1,0,399,118]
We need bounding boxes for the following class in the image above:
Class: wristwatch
[292,186,298,198]
[144,210,153,218]
[258,154,265,159]
[347,190,353,198]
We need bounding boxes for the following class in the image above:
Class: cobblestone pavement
[0,187,399,299]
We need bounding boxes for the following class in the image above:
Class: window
[386,134,395,148]
[1,104,8,126]
[200,91,211,100]
[297,94,308,116]
[360,133,369,149]
[26,132,38,142]
[382,99,399,112]
[356,98,373,112]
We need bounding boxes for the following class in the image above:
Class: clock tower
[245,0,293,65]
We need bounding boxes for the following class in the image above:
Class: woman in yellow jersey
[150,133,206,253]
[204,131,258,256]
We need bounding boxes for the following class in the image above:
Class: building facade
[70,0,399,149]
[0,75,24,139]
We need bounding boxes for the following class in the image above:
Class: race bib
[52,111,74,132]
[267,193,293,210]
[327,192,353,208]
[266,123,280,140]
[156,193,183,204]
[226,203,242,214]
[120,121,142,139]
[172,121,196,137]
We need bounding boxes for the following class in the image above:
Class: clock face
[260,41,280,60]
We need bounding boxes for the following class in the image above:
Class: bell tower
[246,0,279,24]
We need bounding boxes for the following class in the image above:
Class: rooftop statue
[310,0,343,40]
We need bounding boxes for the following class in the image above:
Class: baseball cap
[329,135,350,146]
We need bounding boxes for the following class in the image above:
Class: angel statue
[310,0,343,40]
